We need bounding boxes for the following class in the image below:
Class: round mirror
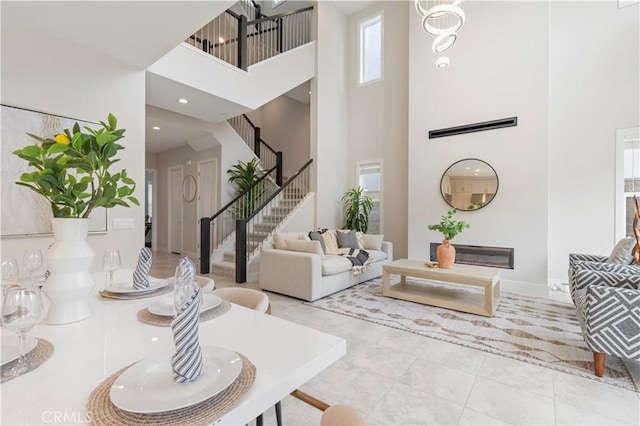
[440,159,498,211]
[182,175,197,202]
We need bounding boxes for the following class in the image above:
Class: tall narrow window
[358,161,382,234]
[358,13,383,86]
[616,127,640,239]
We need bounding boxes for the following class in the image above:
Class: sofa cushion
[285,239,324,258]
[607,237,635,264]
[321,255,352,276]
[366,249,388,263]
[362,234,384,251]
[309,229,340,255]
[273,232,306,250]
[336,229,359,249]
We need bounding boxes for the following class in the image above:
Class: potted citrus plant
[12,113,139,324]
[427,208,470,268]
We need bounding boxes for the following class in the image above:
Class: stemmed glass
[1,286,44,376]
[22,249,43,287]
[1,258,20,299]
[103,249,121,291]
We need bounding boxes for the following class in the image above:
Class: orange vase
[436,239,456,269]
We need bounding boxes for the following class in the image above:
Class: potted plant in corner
[427,208,470,269]
[227,158,266,218]
[13,113,139,324]
[342,186,373,233]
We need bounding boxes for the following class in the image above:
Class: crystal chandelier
[415,0,466,69]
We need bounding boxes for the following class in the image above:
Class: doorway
[168,165,184,255]
[197,159,218,260]
[144,169,157,250]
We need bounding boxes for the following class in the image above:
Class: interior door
[169,167,183,254]
[198,159,218,256]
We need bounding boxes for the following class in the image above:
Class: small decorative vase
[436,239,456,269]
[43,218,95,325]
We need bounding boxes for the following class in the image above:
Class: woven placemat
[137,300,232,327]
[1,338,55,383]
[87,353,256,425]
[99,285,173,300]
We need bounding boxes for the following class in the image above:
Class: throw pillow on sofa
[607,237,636,264]
[336,229,359,249]
[309,229,339,254]
[362,234,384,251]
[285,239,325,259]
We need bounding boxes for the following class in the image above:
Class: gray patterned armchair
[568,253,640,377]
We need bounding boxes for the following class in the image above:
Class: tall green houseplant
[227,158,266,218]
[342,186,373,233]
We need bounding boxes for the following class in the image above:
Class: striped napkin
[171,285,203,383]
[132,247,152,290]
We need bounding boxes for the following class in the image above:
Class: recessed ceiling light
[436,56,450,69]
[475,169,481,172]
[152,126,160,130]
[178,98,189,104]
[219,37,224,43]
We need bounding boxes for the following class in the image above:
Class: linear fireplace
[429,243,514,269]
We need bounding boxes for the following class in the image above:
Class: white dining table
[0,285,346,425]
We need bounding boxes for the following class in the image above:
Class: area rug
[303,278,639,392]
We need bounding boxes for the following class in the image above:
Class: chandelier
[414,0,466,69]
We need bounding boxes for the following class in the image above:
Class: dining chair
[290,390,364,426]
[210,287,277,426]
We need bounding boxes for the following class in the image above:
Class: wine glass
[22,249,43,287]
[103,249,121,291]
[1,286,44,376]
[1,257,20,298]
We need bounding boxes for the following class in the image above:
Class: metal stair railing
[235,158,313,282]
[228,114,282,185]
[185,5,314,70]
[199,165,278,273]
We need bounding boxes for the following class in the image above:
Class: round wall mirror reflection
[182,175,197,202]
[440,159,498,211]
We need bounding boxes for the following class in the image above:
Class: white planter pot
[43,218,95,325]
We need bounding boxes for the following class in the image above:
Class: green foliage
[227,158,266,218]
[342,186,373,233]
[427,208,470,241]
[12,113,139,219]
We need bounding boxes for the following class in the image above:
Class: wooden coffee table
[382,259,501,317]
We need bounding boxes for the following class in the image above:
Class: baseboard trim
[501,279,548,297]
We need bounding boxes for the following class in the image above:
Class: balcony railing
[186,6,313,70]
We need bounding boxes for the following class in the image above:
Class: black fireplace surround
[429,243,514,269]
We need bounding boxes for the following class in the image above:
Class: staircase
[211,186,307,278]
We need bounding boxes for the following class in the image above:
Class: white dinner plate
[1,334,38,366]
[110,346,242,414]
[105,276,169,295]
[147,294,222,317]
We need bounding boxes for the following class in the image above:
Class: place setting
[137,257,229,326]
[87,258,255,425]
[99,248,173,300]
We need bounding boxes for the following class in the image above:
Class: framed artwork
[1,104,108,237]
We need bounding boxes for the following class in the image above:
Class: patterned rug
[304,278,638,392]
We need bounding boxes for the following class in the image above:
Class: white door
[198,159,218,257]
[169,166,183,254]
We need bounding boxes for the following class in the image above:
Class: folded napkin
[132,247,152,290]
[171,286,203,383]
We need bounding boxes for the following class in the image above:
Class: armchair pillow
[285,239,325,258]
[607,237,635,264]
[362,234,384,251]
[336,230,359,249]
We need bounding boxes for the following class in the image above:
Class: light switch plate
[113,218,134,229]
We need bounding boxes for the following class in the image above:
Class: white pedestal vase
[43,218,95,325]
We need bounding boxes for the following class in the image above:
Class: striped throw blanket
[338,248,371,275]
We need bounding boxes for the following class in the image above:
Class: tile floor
[151,252,640,426]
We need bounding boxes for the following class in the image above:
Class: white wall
[1,32,146,271]
[155,144,221,255]
[246,95,311,177]
[311,2,349,229]
[347,1,409,259]
[548,1,640,282]
[408,1,550,286]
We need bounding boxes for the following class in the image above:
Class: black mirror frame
[439,158,499,211]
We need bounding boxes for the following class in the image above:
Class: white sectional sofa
[259,231,393,301]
